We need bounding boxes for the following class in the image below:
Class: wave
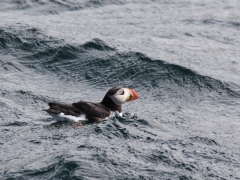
[2,154,79,179]
[1,27,239,102]
[0,0,127,14]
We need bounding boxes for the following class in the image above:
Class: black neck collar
[101,95,122,113]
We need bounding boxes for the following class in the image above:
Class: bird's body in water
[43,86,139,125]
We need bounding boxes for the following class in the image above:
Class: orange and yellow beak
[126,88,139,102]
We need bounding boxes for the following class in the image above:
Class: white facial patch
[108,88,131,105]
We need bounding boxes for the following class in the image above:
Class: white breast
[48,113,86,122]
[107,111,122,119]
[48,111,122,122]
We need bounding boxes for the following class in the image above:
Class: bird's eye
[116,89,125,95]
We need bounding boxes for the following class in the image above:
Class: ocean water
[1,0,240,179]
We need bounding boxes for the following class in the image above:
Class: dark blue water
[1,0,240,179]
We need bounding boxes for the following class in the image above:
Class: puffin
[43,86,139,124]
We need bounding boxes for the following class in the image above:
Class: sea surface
[1,0,240,179]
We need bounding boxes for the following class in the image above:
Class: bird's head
[106,86,139,105]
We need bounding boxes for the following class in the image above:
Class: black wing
[43,102,82,116]
[72,101,111,119]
